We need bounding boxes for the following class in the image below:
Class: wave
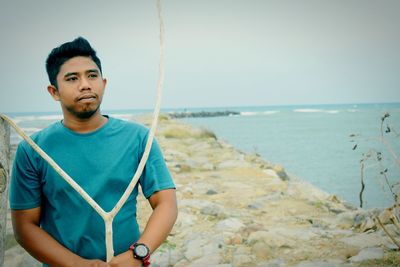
[21,127,42,133]
[294,109,340,114]
[240,110,279,116]
[241,112,258,116]
[110,114,135,121]
[13,114,63,123]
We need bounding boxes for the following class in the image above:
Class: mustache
[75,93,97,102]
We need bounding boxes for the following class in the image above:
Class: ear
[47,85,60,101]
[102,78,107,88]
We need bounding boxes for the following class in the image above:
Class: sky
[0,0,399,113]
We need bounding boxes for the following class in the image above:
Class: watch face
[134,244,149,258]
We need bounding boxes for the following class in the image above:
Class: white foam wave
[294,109,324,113]
[241,112,258,116]
[13,114,63,123]
[294,109,340,114]
[21,127,42,132]
[325,110,339,114]
[263,110,280,115]
[37,115,63,121]
[240,110,279,116]
[110,114,135,121]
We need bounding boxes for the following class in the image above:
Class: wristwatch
[129,242,150,267]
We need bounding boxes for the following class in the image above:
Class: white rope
[0,0,165,262]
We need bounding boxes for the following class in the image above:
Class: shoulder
[18,122,62,151]
[108,117,149,137]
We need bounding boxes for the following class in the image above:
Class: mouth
[76,94,97,102]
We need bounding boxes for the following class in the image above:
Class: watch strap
[129,243,151,267]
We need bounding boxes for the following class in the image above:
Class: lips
[76,94,97,102]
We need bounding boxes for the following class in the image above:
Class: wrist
[129,243,150,267]
[65,256,84,267]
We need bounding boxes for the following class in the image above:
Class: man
[10,37,177,267]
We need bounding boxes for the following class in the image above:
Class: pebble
[216,218,245,232]
[349,247,384,262]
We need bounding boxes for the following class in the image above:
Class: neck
[61,110,108,133]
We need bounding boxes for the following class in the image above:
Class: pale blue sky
[0,0,399,113]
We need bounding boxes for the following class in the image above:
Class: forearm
[136,199,178,253]
[109,190,177,266]
[14,223,82,267]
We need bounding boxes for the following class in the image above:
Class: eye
[88,73,98,79]
[66,76,77,81]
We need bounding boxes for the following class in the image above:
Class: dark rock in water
[167,110,240,119]
[206,189,218,195]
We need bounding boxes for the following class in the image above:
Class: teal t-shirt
[9,116,175,264]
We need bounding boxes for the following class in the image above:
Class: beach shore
[4,115,400,266]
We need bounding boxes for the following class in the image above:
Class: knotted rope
[0,0,165,262]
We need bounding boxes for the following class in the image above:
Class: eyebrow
[64,69,100,78]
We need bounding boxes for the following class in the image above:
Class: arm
[109,188,178,267]
[11,207,109,267]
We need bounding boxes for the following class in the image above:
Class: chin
[66,104,100,119]
[76,110,98,119]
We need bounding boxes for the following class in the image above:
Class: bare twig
[375,215,400,249]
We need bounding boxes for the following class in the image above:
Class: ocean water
[181,103,400,209]
[4,103,400,209]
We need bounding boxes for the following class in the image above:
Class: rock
[4,245,40,267]
[252,241,269,259]
[349,247,384,262]
[206,189,218,195]
[201,163,215,171]
[273,165,289,181]
[340,232,385,249]
[296,261,341,267]
[334,212,355,229]
[257,258,286,267]
[216,218,245,232]
[174,258,190,267]
[185,251,222,267]
[179,199,214,210]
[200,204,226,218]
[176,212,196,227]
[378,208,393,225]
[163,149,188,162]
[217,159,251,169]
[248,230,295,248]
[286,180,330,202]
[184,237,209,261]
[263,169,280,179]
[233,253,256,266]
[150,248,183,267]
[360,217,376,232]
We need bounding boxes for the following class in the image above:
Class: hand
[109,251,142,267]
[70,258,110,267]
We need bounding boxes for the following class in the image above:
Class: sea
[4,102,400,209]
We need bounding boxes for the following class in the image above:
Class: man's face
[50,56,106,119]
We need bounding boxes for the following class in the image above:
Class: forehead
[58,56,99,76]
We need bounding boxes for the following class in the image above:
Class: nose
[78,77,91,91]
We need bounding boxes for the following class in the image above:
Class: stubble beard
[65,103,101,119]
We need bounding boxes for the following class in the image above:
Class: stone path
[4,116,400,266]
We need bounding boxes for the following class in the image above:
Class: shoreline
[4,114,400,266]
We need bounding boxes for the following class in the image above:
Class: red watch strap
[142,254,150,267]
[129,243,151,267]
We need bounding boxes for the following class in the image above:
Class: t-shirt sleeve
[9,142,42,210]
[139,137,175,199]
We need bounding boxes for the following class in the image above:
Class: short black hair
[45,37,102,88]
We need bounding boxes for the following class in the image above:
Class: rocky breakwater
[4,115,400,267]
